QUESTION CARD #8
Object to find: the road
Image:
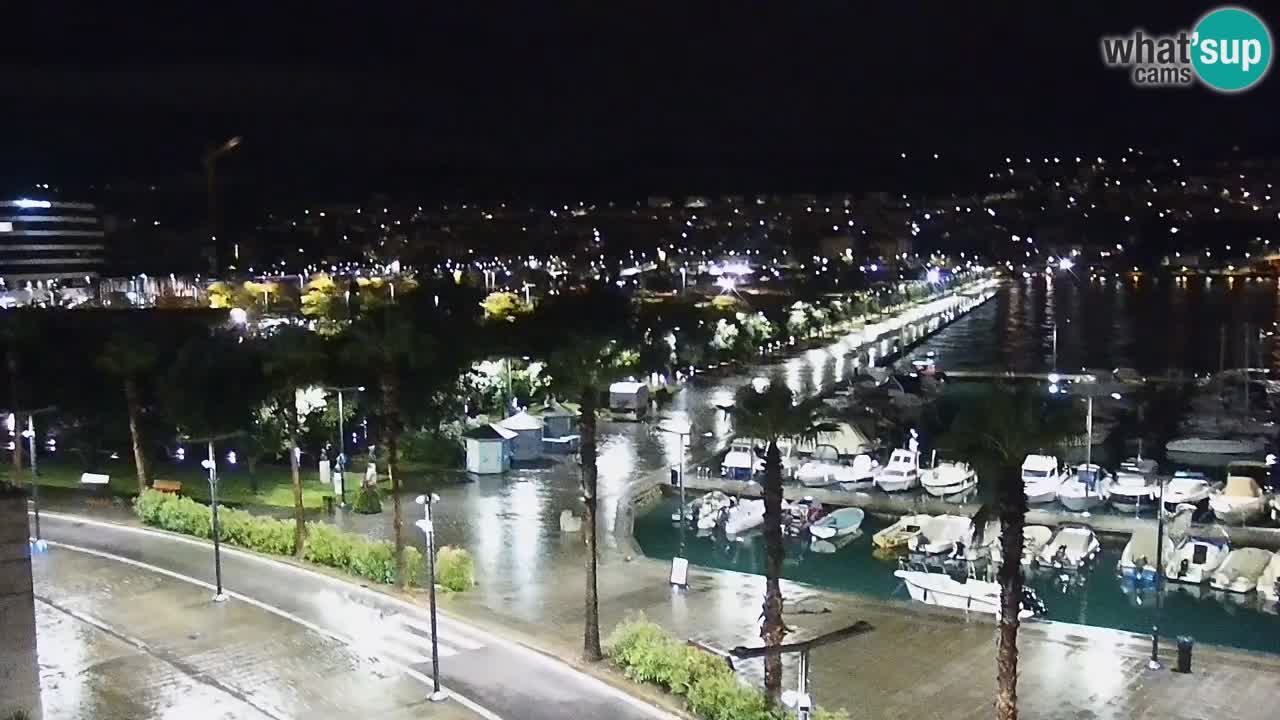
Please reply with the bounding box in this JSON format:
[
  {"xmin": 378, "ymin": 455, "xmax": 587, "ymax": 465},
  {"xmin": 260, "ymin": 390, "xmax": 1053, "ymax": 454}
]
[{"xmin": 35, "ymin": 511, "xmax": 673, "ymax": 720}]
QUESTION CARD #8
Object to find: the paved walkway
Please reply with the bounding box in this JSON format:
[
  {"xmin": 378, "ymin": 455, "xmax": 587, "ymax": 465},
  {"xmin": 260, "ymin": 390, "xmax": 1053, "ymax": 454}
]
[
  {"xmin": 32, "ymin": 545, "xmax": 479, "ymax": 720},
  {"xmin": 35, "ymin": 511, "xmax": 674, "ymax": 720}
]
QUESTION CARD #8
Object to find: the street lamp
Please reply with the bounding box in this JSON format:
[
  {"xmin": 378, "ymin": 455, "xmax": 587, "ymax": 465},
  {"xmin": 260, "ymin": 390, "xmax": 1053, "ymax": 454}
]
[
  {"xmin": 659, "ymin": 418, "xmax": 692, "ymax": 588},
  {"xmin": 1151, "ymin": 474, "xmax": 1166, "ymax": 671},
  {"xmin": 189, "ymin": 430, "xmax": 241, "ymax": 602},
  {"xmin": 324, "ymin": 385, "xmax": 364, "ymax": 507},
  {"xmin": 414, "ymin": 493, "xmax": 449, "ymax": 703},
  {"xmin": 203, "ymin": 135, "xmax": 243, "ymax": 275},
  {"xmin": 19, "ymin": 407, "xmax": 55, "ymax": 546}
]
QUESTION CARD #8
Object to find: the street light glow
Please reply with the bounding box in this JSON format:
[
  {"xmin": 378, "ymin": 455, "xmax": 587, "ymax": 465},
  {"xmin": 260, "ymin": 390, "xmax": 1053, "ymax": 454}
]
[{"xmin": 1058, "ymin": 258, "xmax": 1074, "ymax": 270}]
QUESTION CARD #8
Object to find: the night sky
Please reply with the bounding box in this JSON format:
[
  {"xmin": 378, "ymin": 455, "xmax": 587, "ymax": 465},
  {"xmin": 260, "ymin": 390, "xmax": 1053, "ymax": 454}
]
[{"xmin": 3, "ymin": 2, "xmax": 1277, "ymax": 197}]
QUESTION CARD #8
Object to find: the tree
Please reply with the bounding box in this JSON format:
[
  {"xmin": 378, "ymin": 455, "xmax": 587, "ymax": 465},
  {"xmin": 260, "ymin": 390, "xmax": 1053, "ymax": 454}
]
[
  {"xmin": 257, "ymin": 326, "xmax": 329, "ymax": 554},
  {"xmin": 534, "ymin": 284, "xmax": 636, "ymax": 662},
  {"xmin": 937, "ymin": 385, "xmax": 1080, "ymax": 720},
  {"xmin": 718, "ymin": 380, "xmax": 834, "ymax": 706},
  {"xmin": 0, "ymin": 314, "xmax": 43, "ymax": 480},
  {"xmin": 97, "ymin": 330, "xmax": 160, "ymax": 492}
]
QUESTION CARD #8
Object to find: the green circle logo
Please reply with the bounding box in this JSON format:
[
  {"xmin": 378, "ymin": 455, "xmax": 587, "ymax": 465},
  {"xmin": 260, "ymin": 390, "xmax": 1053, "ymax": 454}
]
[{"xmin": 1192, "ymin": 6, "xmax": 1272, "ymax": 92}]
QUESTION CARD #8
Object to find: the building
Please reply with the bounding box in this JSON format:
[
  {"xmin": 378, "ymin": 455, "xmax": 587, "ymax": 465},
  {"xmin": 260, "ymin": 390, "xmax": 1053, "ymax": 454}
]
[{"xmin": 0, "ymin": 199, "xmax": 104, "ymax": 286}]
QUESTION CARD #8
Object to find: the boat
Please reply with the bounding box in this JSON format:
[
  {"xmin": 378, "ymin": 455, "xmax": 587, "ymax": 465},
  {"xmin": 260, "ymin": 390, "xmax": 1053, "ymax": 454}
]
[
  {"xmin": 1118, "ymin": 527, "xmax": 1177, "ymax": 585},
  {"xmin": 894, "ymin": 568, "xmax": 1042, "ymax": 619},
  {"xmin": 1058, "ymin": 464, "xmax": 1109, "ymax": 512},
  {"xmin": 907, "ymin": 514, "xmax": 972, "ymax": 556},
  {"xmin": 1162, "ymin": 471, "xmax": 1213, "ymax": 513},
  {"xmin": 1208, "ymin": 469, "xmax": 1268, "ymax": 525},
  {"xmin": 783, "ymin": 497, "xmax": 825, "ymax": 537},
  {"xmin": 1165, "ymin": 437, "xmax": 1264, "ymax": 455},
  {"xmin": 1121, "ymin": 456, "xmax": 1158, "ymax": 475},
  {"xmin": 1258, "ymin": 553, "xmax": 1280, "ymax": 604},
  {"xmin": 873, "ymin": 449, "xmax": 921, "ymax": 492},
  {"xmin": 809, "ymin": 532, "xmax": 860, "ymax": 554},
  {"xmin": 920, "ymin": 461, "xmax": 978, "ymax": 498},
  {"xmin": 720, "ymin": 439, "xmax": 762, "ymax": 480},
  {"xmin": 955, "ymin": 520, "xmax": 1001, "ymax": 564},
  {"xmin": 1021, "ymin": 454, "xmax": 1065, "ymax": 504},
  {"xmin": 722, "ymin": 498, "xmax": 766, "ymax": 535},
  {"xmin": 808, "ymin": 507, "xmax": 865, "ymax": 540},
  {"xmin": 1272, "ymin": 496, "xmax": 1280, "ymax": 524},
  {"xmin": 680, "ymin": 490, "xmax": 733, "ymax": 526},
  {"xmin": 1165, "ymin": 530, "xmax": 1230, "ymax": 584},
  {"xmin": 992, "ymin": 525, "xmax": 1055, "ymax": 567},
  {"xmin": 1210, "ymin": 548, "xmax": 1274, "ymax": 593},
  {"xmin": 1036, "ymin": 524, "xmax": 1101, "ymax": 570},
  {"xmin": 797, "ymin": 445, "xmax": 878, "ymax": 488},
  {"xmin": 1102, "ymin": 469, "xmax": 1156, "ymax": 514},
  {"xmin": 872, "ymin": 514, "xmax": 931, "ymax": 550},
  {"xmin": 835, "ymin": 455, "xmax": 881, "ymax": 491}
]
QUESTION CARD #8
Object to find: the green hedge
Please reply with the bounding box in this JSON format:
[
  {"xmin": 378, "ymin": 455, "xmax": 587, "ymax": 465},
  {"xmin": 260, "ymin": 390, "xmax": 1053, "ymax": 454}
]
[
  {"xmin": 435, "ymin": 545, "xmax": 475, "ymax": 592},
  {"xmin": 134, "ymin": 490, "xmax": 421, "ymax": 586},
  {"xmin": 605, "ymin": 616, "xmax": 848, "ymax": 720},
  {"xmin": 352, "ymin": 485, "xmax": 383, "ymax": 514}
]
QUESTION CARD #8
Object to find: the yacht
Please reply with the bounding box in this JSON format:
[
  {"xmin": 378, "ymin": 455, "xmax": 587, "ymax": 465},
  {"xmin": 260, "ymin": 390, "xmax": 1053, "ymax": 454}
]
[
  {"xmin": 874, "ymin": 449, "xmax": 921, "ymax": 492},
  {"xmin": 907, "ymin": 514, "xmax": 972, "ymax": 556},
  {"xmin": 1058, "ymin": 464, "xmax": 1109, "ymax": 512},
  {"xmin": 1209, "ymin": 465, "xmax": 1269, "ymax": 525},
  {"xmin": 1102, "ymin": 469, "xmax": 1156, "ymax": 514},
  {"xmin": 1021, "ymin": 454, "xmax": 1065, "ymax": 504},
  {"xmin": 720, "ymin": 439, "xmax": 762, "ymax": 480},
  {"xmin": 872, "ymin": 513, "xmax": 930, "ymax": 550},
  {"xmin": 1165, "ymin": 530, "xmax": 1230, "ymax": 584},
  {"xmin": 1036, "ymin": 524, "xmax": 1101, "ymax": 570},
  {"xmin": 920, "ymin": 461, "xmax": 978, "ymax": 498},
  {"xmin": 1162, "ymin": 471, "xmax": 1213, "ymax": 513},
  {"xmin": 1118, "ymin": 527, "xmax": 1177, "ymax": 585},
  {"xmin": 1210, "ymin": 548, "xmax": 1274, "ymax": 593}
]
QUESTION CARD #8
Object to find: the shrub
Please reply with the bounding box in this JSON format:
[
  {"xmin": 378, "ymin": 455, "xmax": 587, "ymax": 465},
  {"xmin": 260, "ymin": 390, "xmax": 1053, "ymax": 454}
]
[
  {"xmin": 435, "ymin": 546, "xmax": 475, "ymax": 591},
  {"xmin": 352, "ymin": 485, "xmax": 382, "ymax": 514},
  {"xmin": 686, "ymin": 670, "xmax": 776, "ymax": 720}
]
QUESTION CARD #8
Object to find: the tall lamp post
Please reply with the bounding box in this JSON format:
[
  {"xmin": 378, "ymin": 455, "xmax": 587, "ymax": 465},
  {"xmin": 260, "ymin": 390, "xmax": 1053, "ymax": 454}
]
[
  {"xmin": 189, "ymin": 431, "xmax": 241, "ymax": 602},
  {"xmin": 414, "ymin": 493, "xmax": 448, "ymax": 702},
  {"xmin": 1150, "ymin": 475, "xmax": 1166, "ymax": 670},
  {"xmin": 18, "ymin": 406, "xmax": 55, "ymax": 546},
  {"xmin": 325, "ymin": 385, "xmax": 364, "ymax": 507},
  {"xmin": 202, "ymin": 135, "xmax": 242, "ymax": 275},
  {"xmin": 659, "ymin": 418, "xmax": 692, "ymax": 587}
]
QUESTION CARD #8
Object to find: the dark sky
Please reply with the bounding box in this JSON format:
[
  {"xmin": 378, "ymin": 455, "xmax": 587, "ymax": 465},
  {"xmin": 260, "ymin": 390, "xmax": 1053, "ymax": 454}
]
[{"xmin": 3, "ymin": 2, "xmax": 1277, "ymax": 197}]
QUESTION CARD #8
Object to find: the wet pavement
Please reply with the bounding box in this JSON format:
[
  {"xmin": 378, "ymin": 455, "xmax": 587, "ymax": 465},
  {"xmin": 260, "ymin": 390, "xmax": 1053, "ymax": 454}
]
[{"xmin": 32, "ymin": 545, "xmax": 483, "ymax": 720}]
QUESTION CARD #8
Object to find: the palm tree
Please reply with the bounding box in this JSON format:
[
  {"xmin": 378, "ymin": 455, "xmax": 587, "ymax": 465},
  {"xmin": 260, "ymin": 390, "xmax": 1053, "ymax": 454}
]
[
  {"xmin": 258, "ymin": 326, "xmax": 328, "ymax": 555},
  {"xmin": 719, "ymin": 381, "xmax": 834, "ymax": 706},
  {"xmin": 937, "ymin": 385, "xmax": 1080, "ymax": 720},
  {"xmin": 536, "ymin": 285, "xmax": 635, "ymax": 662},
  {"xmin": 97, "ymin": 331, "xmax": 160, "ymax": 493}
]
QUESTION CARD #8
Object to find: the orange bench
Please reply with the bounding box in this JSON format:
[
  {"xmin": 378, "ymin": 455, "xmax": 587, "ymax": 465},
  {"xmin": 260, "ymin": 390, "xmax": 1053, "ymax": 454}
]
[{"xmin": 152, "ymin": 480, "xmax": 182, "ymax": 494}]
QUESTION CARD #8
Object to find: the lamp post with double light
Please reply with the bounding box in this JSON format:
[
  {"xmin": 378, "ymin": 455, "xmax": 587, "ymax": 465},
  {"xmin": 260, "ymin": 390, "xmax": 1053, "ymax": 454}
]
[
  {"xmin": 188, "ymin": 430, "xmax": 241, "ymax": 602},
  {"xmin": 18, "ymin": 406, "xmax": 55, "ymax": 546},
  {"xmin": 324, "ymin": 385, "xmax": 364, "ymax": 506},
  {"xmin": 415, "ymin": 493, "xmax": 448, "ymax": 702},
  {"xmin": 659, "ymin": 418, "xmax": 692, "ymax": 587}
]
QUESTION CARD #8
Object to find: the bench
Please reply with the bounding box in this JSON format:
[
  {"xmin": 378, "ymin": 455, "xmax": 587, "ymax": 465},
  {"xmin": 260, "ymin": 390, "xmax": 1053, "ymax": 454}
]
[{"xmin": 152, "ymin": 479, "xmax": 182, "ymax": 494}]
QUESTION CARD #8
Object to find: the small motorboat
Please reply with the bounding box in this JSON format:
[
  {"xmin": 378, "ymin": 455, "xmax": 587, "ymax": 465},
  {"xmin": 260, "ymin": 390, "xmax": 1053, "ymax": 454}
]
[
  {"xmin": 808, "ymin": 507, "xmax": 865, "ymax": 540},
  {"xmin": 1210, "ymin": 548, "xmax": 1274, "ymax": 593},
  {"xmin": 722, "ymin": 498, "xmax": 766, "ymax": 535},
  {"xmin": 721, "ymin": 439, "xmax": 762, "ymax": 480},
  {"xmin": 835, "ymin": 455, "xmax": 881, "ymax": 491},
  {"xmin": 1003, "ymin": 525, "xmax": 1056, "ymax": 567},
  {"xmin": 872, "ymin": 514, "xmax": 931, "ymax": 550},
  {"xmin": 691, "ymin": 492, "xmax": 737, "ymax": 530},
  {"xmin": 1058, "ymin": 464, "xmax": 1109, "ymax": 512},
  {"xmin": 783, "ymin": 497, "xmax": 825, "ymax": 537},
  {"xmin": 1165, "ymin": 437, "xmax": 1264, "ymax": 455},
  {"xmin": 796, "ymin": 444, "xmax": 845, "ymax": 487},
  {"xmin": 1118, "ymin": 527, "xmax": 1177, "ymax": 585},
  {"xmin": 1162, "ymin": 471, "xmax": 1213, "ymax": 513},
  {"xmin": 920, "ymin": 461, "xmax": 978, "ymax": 498},
  {"xmin": 894, "ymin": 568, "xmax": 1042, "ymax": 619},
  {"xmin": 1036, "ymin": 524, "xmax": 1101, "ymax": 570},
  {"xmin": 1102, "ymin": 470, "xmax": 1156, "ymax": 514},
  {"xmin": 1021, "ymin": 454, "xmax": 1064, "ymax": 504},
  {"xmin": 874, "ymin": 448, "xmax": 921, "ymax": 492},
  {"xmin": 907, "ymin": 514, "xmax": 972, "ymax": 556},
  {"xmin": 1257, "ymin": 552, "xmax": 1280, "ymax": 604},
  {"xmin": 1165, "ymin": 527, "xmax": 1230, "ymax": 584},
  {"xmin": 1209, "ymin": 470, "xmax": 1268, "ymax": 525}
]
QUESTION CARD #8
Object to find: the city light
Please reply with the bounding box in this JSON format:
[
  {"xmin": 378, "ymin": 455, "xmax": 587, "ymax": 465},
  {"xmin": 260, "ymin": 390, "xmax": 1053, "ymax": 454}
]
[
  {"xmin": 14, "ymin": 198, "xmax": 51, "ymax": 209},
  {"xmin": 1058, "ymin": 258, "xmax": 1074, "ymax": 271}
]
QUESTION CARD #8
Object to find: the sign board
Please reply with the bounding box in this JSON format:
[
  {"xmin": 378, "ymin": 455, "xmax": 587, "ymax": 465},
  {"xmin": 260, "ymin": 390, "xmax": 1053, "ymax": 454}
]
[
  {"xmin": 80, "ymin": 473, "xmax": 110, "ymax": 485},
  {"xmin": 670, "ymin": 556, "xmax": 689, "ymax": 587},
  {"xmin": 319, "ymin": 459, "xmax": 331, "ymax": 487}
]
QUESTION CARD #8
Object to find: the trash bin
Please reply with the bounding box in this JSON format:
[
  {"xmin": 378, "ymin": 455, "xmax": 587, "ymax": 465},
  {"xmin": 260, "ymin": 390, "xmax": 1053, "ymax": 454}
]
[{"xmin": 1176, "ymin": 636, "xmax": 1194, "ymax": 673}]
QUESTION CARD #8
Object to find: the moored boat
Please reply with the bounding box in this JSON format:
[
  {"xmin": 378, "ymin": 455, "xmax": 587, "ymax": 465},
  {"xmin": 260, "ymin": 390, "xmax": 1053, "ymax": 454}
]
[
  {"xmin": 1165, "ymin": 526, "xmax": 1230, "ymax": 584},
  {"xmin": 894, "ymin": 568, "xmax": 1042, "ymax": 619},
  {"xmin": 1036, "ymin": 524, "xmax": 1101, "ymax": 570},
  {"xmin": 1118, "ymin": 527, "xmax": 1177, "ymax": 585},
  {"xmin": 808, "ymin": 507, "xmax": 865, "ymax": 540},
  {"xmin": 1162, "ymin": 471, "xmax": 1212, "ymax": 513},
  {"xmin": 1021, "ymin": 454, "xmax": 1064, "ymax": 504},
  {"xmin": 1258, "ymin": 553, "xmax": 1280, "ymax": 604},
  {"xmin": 1165, "ymin": 437, "xmax": 1264, "ymax": 455},
  {"xmin": 872, "ymin": 513, "xmax": 931, "ymax": 551},
  {"xmin": 1210, "ymin": 548, "xmax": 1274, "ymax": 593},
  {"xmin": 874, "ymin": 448, "xmax": 921, "ymax": 492},
  {"xmin": 1058, "ymin": 464, "xmax": 1109, "ymax": 512},
  {"xmin": 907, "ymin": 514, "xmax": 972, "ymax": 556},
  {"xmin": 1209, "ymin": 466, "xmax": 1269, "ymax": 525},
  {"xmin": 920, "ymin": 461, "xmax": 978, "ymax": 498},
  {"xmin": 1102, "ymin": 469, "xmax": 1156, "ymax": 514}
]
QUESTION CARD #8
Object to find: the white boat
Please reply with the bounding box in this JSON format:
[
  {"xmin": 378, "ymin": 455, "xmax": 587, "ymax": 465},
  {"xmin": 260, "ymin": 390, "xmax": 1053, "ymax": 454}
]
[
  {"xmin": 907, "ymin": 514, "xmax": 972, "ymax": 556},
  {"xmin": 955, "ymin": 520, "xmax": 1001, "ymax": 564},
  {"xmin": 1165, "ymin": 531, "xmax": 1230, "ymax": 584},
  {"xmin": 1036, "ymin": 524, "xmax": 1101, "ymax": 570},
  {"xmin": 873, "ymin": 449, "xmax": 920, "ymax": 492},
  {"xmin": 1118, "ymin": 527, "xmax": 1177, "ymax": 585},
  {"xmin": 722, "ymin": 498, "xmax": 766, "ymax": 535},
  {"xmin": 872, "ymin": 513, "xmax": 930, "ymax": 550},
  {"xmin": 1258, "ymin": 553, "xmax": 1280, "ymax": 604},
  {"xmin": 797, "ymin": 445, "xmax": 879, "ymax": 488},
  {"xmin": 721, "ymin": 439, "xmax": 762, "ymax": 480},
  {"xmin": 808, "ymin": 507, "xmax": 865, "ymax": 540},
  {"xmin": 1208, "ymin": 471, "xmax": 1268, "ymax": 525},
  {"xmin": 1058, "ymin": 464, "xmax": 1109, "ymax": 512},
  {"xmin": 835, "ymin": 455, "xmax": 881, "ymax": 491},
  {"xmin": 1272, "ymin": 496, "xmax": 1280, "ymax": 524},
  {"xmin": 894, "ymin": 569, "xmax": 1038, "ymax": 619},
  {"xmin": 920, "ymin": 461, "xmax": 978, "ymax": 498},
  {"xmin": 986, "ymin": 524, "xmax": 1053, "ymax": 568},
  {"xmin": 1021, "ymin": 454, "xmax": 1064, "ymax": 504},
  {"xmin": 1102, "ymin": 470, "xmax": 1156, "ymax": 514},
  {"xmin": 1162, "ymin": 471, "xmax": 1213, "ymax": 513},
  {"xmin": 682, "ymin": 491, "xmax": 733, "ymax": 526},
  {"xmin": 1210, "ymin": 548, "xmax": 1274, "ymax": 593},
  {"xmin": 1165, "ymin": 437, "xmax": 1264, "ymax": 455}
]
